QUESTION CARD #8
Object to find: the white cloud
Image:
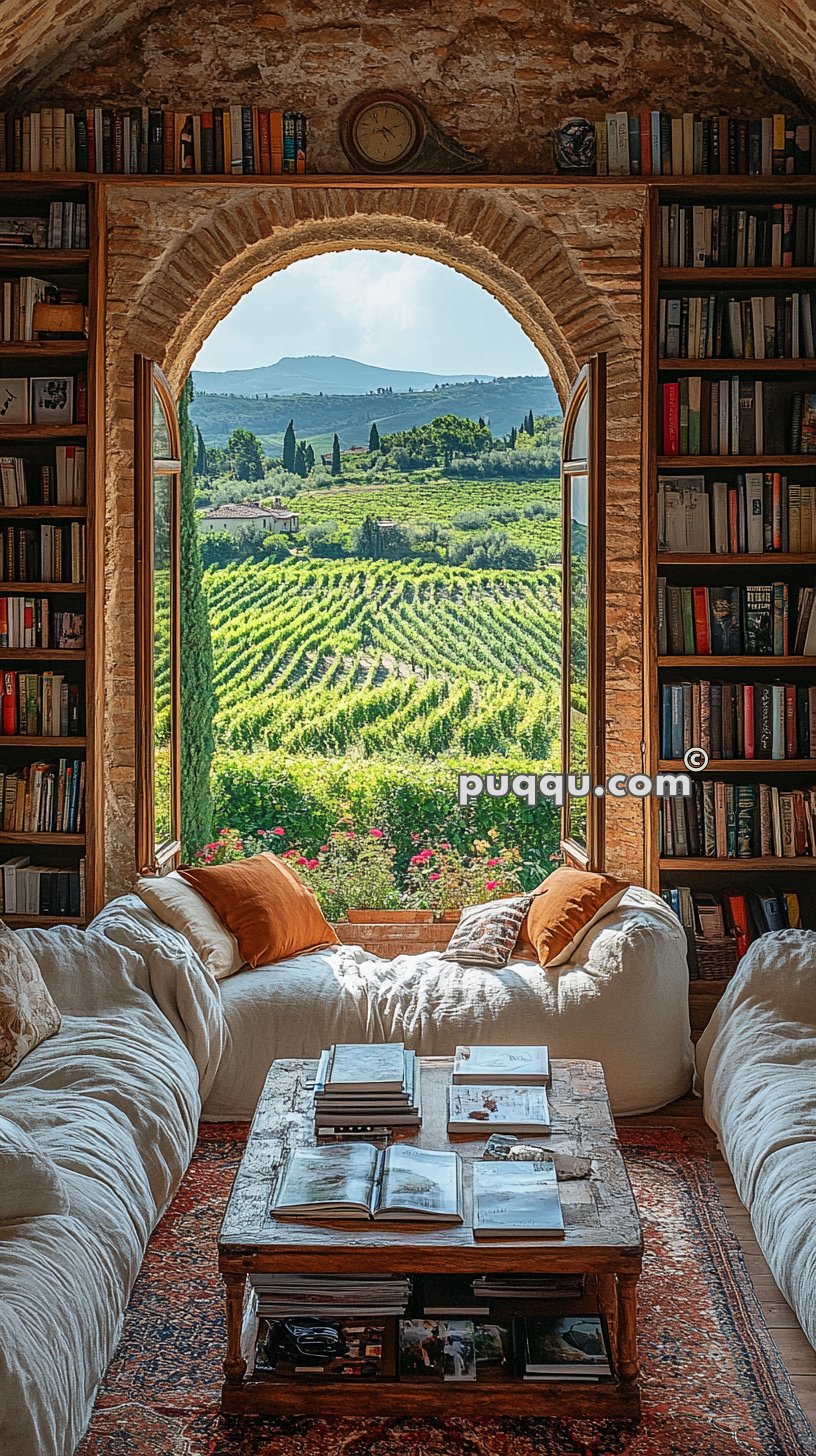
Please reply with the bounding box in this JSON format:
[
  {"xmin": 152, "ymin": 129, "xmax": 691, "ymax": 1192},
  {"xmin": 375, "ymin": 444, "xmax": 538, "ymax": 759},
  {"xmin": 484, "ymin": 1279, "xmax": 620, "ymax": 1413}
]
[{"xmin": 194, "ymin": 249, "xmax": 548, "ymax": 378}]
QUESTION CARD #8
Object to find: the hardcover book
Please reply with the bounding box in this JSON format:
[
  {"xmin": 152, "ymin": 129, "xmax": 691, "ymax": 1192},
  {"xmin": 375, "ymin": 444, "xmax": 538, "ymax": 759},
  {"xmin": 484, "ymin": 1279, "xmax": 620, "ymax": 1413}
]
[
  {"xmin": 452, "ymin": 1045, "xmax": 550, "ymax": 1085},
  {"xmin": 447, "ymin": 1084, "xmax": 551, "ymax": 1136},
  {"xmin": 472, "ymin": 1158, "xmax": 564, "ymax": 1239}
]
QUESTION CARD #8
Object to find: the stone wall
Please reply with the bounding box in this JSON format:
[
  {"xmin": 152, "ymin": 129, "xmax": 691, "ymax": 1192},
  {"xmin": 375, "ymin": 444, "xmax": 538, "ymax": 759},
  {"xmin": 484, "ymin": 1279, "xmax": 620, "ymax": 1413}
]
[{"xmin": 101, "ymin": 179, "xmax": 647, "ymax": 900}]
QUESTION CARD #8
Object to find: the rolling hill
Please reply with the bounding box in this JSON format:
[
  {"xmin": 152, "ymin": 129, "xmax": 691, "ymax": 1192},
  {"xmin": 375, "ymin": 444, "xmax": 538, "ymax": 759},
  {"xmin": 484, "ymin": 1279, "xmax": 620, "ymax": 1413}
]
[
  {"xmin": 192, "ymin": 355, "xmax": 497, "ymax": 397},
  {"xmin": 189, "ymin": 371, "xmax": 561, "ymax": 450}
]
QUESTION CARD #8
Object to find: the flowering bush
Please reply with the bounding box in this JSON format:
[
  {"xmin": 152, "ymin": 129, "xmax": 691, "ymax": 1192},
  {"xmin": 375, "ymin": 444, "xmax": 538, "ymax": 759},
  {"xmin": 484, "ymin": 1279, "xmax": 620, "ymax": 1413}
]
[
  {"xmin": 404, "ymin": 829, "xmax": 524, "ymax": 911},
  {"xmin": 288, "ymin": 825, "xmax": 401, "ymax": 921},
  {"xmin": 194, "ymin": 828, "xmax": 246, "ymax": 865}
]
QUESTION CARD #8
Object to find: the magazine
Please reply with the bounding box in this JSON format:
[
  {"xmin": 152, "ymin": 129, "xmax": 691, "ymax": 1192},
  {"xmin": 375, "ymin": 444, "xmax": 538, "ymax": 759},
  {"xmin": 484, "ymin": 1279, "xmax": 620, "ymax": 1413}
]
[
  {"xmin": 272, "ymin": 1142, "xmax": 463, "ymax": 1222},
  {"xmin": 472, "ymin": 1158, "xmax": 564, "ymax": 1239},
  {"xmin": 447, "ymin": 1083, "xmax": 551, "ymax": 1135},
  {"xmin": 519, "ymin": 1314, "xmax": 612, "ymax": 1380},
  {"xmin": 399, "ymin": 1318, "xmax": 477, "ymax": 1380},
  {"xmin": 452, "ymin": 1044, "xmax": 550, "ymax": 1085},
  {"xmin": 324, "ymin": 1042, "xmax": 406, "ymax": 1092}
]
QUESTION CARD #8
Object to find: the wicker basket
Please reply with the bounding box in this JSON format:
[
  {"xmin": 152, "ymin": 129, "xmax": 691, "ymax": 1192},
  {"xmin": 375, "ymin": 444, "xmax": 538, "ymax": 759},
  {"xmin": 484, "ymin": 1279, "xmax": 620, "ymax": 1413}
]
[{"xmin": 694, "ymin": 934, "xmax": 739, "ymax": 980}]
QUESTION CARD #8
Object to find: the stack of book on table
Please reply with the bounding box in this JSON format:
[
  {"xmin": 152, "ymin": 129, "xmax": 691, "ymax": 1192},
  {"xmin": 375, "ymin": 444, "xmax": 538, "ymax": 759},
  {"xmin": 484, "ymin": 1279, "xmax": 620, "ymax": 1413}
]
[
  {"xmin": 515, "ymin": 1315, "xmax": 613, "ymax": 1383},
  {"xmin": 447, "ymin": 1043, "xmax": 552, "ymax": 1136},
  {"xmin": 313, "ymin": 1041, "xmax": 421, "ymax": 1138}
]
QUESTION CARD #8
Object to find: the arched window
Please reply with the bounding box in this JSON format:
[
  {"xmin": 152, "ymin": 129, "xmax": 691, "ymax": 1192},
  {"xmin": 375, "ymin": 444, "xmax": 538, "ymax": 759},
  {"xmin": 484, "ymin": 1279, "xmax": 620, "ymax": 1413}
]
[
  {"xmin": 135, "ymin": 358, "xmax": 181, "ymax": 873},
  {"xmin": 561, "ymin": 355, "xmax": 606, "ymax": 869}
]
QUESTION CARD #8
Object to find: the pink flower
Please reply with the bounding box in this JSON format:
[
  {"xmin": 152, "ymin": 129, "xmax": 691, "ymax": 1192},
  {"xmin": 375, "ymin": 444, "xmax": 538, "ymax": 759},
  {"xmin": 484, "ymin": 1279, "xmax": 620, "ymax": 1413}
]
[
  {"xmin": 306, "ymin": 858, "xmax": 319, "ymax": 869},
  {"xmin": 281, "ymin": 849, "xmax": 298, "ymax": 859},
  {"xmin": 319, "ymin": 844, "xmax": 329, "ymax": 852},
  {"xmin": 410, "ymin": 833, "xmax": 420, "ymax": 844},
  {"xmin": 439, "ymin": 841, "xmax": 451, "ymax": 850},
  {"xmin": 296, "ymin": 856, "xmax": 309, "ymax": 866},
  {"xmin": 369, "ymin": 828, "xmax": 384, "ymax": 839},
  {"xmin": 485, "ymin": 880, "xmax": 499, "ymax": 891},
  {"xmin": 271, "ymin": 827, "xmax": 285, "ymax": 837},
  {"xmin": 486, "ymin": 857, "xmax": 500, "ymax": 867},
  {"xmin": 429, "ymin": 872, "xmax": 441, "ymax": 882}
]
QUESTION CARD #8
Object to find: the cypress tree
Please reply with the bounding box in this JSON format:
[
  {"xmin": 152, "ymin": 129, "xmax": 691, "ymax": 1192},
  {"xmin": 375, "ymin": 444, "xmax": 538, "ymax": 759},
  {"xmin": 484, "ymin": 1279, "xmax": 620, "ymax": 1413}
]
[
  {"xmin": 195, "ymin": 424, "xmax": 207, "ymax": 476},
  {"xmin": 305, "ymin": 443, "xmax": 315, "ymax": 470},
  {"xmin": 178, "ymin": 376, "xmax": 215, "ymax": 860},
  {"xmin": 294, "ymin": 441, "xmax": 308, "ymax": 477},
  {"xmin": 368, "ymin": 421, "xmax": 381, "ymax": 452},
  {"xmin": 283, "ymin": 419, "xmax": 296, "ymax": 472},
  {"xmin": 526, "ymin": 409, "xmax": 535, "ymax": 435},
  {"xmin": 331, "ymin": 432, "xmax": 342, "ymax": 476}
]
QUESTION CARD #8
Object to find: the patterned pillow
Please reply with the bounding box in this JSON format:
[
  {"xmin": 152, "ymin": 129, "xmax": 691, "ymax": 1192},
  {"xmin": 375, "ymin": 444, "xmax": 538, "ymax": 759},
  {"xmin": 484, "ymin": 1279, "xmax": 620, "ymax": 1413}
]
[
  {"xmin": 442, "ymin": 895, "xmax": 534, "ymax": 968},
  {"xmin": 0, "ymin": 924, "xmax": 61, "ymax": 1084}
]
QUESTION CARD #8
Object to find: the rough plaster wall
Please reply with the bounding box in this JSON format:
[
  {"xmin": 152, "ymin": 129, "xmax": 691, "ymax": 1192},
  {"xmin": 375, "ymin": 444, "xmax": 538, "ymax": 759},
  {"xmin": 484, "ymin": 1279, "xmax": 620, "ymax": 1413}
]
[
  {"xmin": 101, "ymin": 182, "xmax": 646, "ymax": 899},
  {"xmin": 2, "ymin": 1, "xmax": 814, "ymax": 171}
]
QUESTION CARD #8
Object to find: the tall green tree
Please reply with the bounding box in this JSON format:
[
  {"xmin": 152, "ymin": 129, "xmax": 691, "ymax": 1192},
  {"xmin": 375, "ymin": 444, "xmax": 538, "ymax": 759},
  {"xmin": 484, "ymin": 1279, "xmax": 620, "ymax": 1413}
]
[
  {"xmin": 227, "ymin": 427, "xmax": 264, "ymax": 481},
  {"xmin": 178, "ymin": 376, "xmax": 215, "ymax": 859},
  {"xmin": 195, "ymin": 424, "xmax": 207, "ymax": 475},
  {"xmin": 305, "ymin": 443, "xmax": 315, "ymax": 470},
  {"xmin": 282, "ymin": 419, "xmax": 296, "ymax": 472},
  {"xmin": 294, "ymin": 441, "xmax": 308, "ymax": 477},
  {"xmin": 368, "ymin": 421, "xmax": 381, "ymax": 452},
  {"xmin": 525, "ymin": 409, "xmax": 535, "ymax": 436},
  {"xmin": 331, "ymin": 432, "xmax": 342, "ymax": 476}
]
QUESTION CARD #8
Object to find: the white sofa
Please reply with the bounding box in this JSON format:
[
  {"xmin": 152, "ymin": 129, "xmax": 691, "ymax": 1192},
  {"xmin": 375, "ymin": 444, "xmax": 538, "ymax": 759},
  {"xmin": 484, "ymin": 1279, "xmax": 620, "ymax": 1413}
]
[
  {"xmin": 696, "ymin": 928, "xmax": 816, "ymax": 1352},
  {"xmin": 0, "ymin": 886, "xmax": 693, "ymax": 1456}
]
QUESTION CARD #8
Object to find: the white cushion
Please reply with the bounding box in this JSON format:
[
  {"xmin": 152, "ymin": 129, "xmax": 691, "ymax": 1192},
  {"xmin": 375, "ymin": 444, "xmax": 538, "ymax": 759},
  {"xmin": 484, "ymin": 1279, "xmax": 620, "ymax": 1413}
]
[
  {"xmin": 0, "ymin": 1114, "xmax": 69, "ymax": 1221},
  {"xmin": 136, "ymin": 871, "xmax": 244, "ymax": 981}
]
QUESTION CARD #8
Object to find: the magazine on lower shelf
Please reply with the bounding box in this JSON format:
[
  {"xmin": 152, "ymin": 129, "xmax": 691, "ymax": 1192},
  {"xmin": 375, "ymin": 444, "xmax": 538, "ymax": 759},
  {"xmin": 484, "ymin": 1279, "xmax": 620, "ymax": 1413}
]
[
  {"xmin": 516, "ymin": 1315, "xmax": 613, "ymax": 1382},
  {"xmin": 271, "ymin": 1141, "xmax": 463, "ymax": 1222}
]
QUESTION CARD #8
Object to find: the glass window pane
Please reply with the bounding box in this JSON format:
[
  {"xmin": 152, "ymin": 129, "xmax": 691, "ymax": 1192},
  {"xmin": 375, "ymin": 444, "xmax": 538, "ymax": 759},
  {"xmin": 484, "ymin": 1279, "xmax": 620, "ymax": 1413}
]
[
  {"xmin": 153, "ymin": 387, "xmax": 172, "ymax": 462},
  {"xmin": 567, "ymin": 473, "xmax": 589, "ymax": 846},
  {"xmin": 566, "ymin": 391, "xmax": 588, "ymax": 463},
  {"xmin": 152, "ymin": 471, "xmax": 173, "ymax": 848}
]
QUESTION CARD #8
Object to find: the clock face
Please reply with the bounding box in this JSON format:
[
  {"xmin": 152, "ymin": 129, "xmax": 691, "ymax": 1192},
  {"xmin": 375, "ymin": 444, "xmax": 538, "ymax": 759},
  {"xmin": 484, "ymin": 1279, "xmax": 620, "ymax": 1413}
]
[{"xmin": 350, "ymin": 100, "xmax": 421, "ymax": 169}]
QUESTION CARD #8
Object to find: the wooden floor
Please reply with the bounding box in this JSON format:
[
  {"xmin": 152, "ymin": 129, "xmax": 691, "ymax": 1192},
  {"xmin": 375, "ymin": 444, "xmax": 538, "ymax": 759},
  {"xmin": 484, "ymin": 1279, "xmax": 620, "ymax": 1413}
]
[{"xmin": 627, "ymin": 1094, "xmax": 816, "ymax": 1433}]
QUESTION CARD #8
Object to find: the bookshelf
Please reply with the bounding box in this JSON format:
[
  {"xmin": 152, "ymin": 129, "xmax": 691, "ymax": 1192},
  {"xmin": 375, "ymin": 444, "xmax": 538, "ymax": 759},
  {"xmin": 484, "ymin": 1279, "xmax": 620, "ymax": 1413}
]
[
  {"xmin": 643, "ymin": 183, "xmax": 816, "ymax": 991},
  {"xmin": 0, "ymin": 177, "xmax": 102, "ymax": 927}
]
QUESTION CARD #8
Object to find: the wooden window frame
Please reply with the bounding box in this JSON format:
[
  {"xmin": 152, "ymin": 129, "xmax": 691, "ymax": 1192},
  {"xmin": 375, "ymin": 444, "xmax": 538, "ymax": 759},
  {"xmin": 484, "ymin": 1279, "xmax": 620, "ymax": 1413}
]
[
  {"xmin": 134, "ymin": 357, "xmax": 182, "ymax": 875},
  {"xmin": 560, "ymin": 355, "xmax": 607, "ymax": 871}
]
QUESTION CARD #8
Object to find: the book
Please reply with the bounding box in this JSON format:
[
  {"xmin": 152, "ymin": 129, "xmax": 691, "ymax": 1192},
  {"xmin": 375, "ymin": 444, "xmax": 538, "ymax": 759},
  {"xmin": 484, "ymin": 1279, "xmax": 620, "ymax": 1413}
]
[
  {"xmin": 452, "ymin": 1044, "xmax": 550, "ymax": 1085},
  {"xmin": 519, "ymin": 1315, "xmax": 612, "ymax": 1381},
  {"xmin": 325, "ymin": 1042, "xmax": 405, "ymax": 1093},
  {"xmin": 472, "ymin": 1157, "xmax": 564, "ymax": 1239},
  {"xmin": 447, "ymin": 1084, "xmax": 551, "ymax": 1135},
  {"xmin": 271, "ymin": 1142, "xmax": 463, "ymax": 1222},
  {"xmin": 400, "ymin": 1318, "xmax": 476, "ymax": 1380}
]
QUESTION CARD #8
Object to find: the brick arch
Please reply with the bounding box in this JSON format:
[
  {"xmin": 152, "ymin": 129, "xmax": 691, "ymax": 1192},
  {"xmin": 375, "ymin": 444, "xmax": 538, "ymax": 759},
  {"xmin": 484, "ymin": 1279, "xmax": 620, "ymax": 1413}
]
[{"xmin": 102, "ymin": 181, "xmax": 645, "ymax": 897}]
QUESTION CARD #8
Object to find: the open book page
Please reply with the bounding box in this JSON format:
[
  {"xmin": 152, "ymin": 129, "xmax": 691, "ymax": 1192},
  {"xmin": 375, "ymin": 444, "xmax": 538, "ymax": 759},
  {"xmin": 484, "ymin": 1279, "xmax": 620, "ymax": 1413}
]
[
  {"xmin": 375, "ymin": 1145, "xmax": 463, "ymax": 1222},
  {"xmin": 272, "ymin": 1141, "xmax": 380, "ymax": 1217}
]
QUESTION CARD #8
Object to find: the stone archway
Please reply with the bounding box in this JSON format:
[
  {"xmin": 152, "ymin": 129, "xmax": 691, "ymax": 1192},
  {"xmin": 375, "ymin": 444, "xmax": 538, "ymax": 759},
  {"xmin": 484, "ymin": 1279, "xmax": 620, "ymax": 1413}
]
[{"xmin": 102, "ymin": 181, "xmax": 647, "ymax": 896}]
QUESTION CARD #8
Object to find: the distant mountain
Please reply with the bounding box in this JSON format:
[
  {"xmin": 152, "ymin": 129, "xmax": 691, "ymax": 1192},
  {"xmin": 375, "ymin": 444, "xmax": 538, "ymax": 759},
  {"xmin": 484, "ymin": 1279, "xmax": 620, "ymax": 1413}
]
[
  {"xmin": 190, "ymin": 373, "xmax": 562, "ymax": 451},
  {"xmin": 192, "ymin": 355, "xmax": 500, "ymax": 397}
]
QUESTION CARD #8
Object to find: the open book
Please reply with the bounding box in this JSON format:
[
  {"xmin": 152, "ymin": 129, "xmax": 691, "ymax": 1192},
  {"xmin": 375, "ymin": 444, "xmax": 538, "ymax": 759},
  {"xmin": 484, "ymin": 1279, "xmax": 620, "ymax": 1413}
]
[{"xmin": 272, "ymin": 1142, "xmax": 463, "ymax": 1222}]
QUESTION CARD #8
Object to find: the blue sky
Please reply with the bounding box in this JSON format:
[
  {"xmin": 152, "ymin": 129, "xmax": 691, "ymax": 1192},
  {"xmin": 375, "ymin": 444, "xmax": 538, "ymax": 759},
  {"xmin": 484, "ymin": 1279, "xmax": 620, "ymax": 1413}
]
[{"xmin": 194, "ymin": 249, "xmax": 549, "ymax": 378}]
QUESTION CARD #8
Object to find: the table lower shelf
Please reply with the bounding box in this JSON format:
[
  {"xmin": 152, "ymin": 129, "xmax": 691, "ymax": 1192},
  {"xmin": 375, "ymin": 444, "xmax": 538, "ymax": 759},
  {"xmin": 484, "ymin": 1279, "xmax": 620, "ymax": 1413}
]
[{"xmin": 221, "ymin": 1372, "xmax": 640, "ymax": 1418}]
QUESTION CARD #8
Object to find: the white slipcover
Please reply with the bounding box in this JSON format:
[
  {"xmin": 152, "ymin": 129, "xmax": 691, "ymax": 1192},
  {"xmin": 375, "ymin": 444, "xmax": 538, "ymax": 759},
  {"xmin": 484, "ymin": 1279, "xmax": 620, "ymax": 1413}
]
[{"xmin": 696, "ymin": 928, "xmax": 816, "ymax": 1351}]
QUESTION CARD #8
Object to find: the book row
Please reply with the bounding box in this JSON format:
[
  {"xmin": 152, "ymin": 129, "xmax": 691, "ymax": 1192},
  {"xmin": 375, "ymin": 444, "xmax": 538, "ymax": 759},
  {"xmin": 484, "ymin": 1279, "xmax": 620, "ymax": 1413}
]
[
  {"xmin": 659, "ymin": 780, "xmax": 816, "ymax": 858},
  {"xmin": 0, "ymin": 107, "xmax": 308, "ymax": 176},
  {"xmin": 253, "ymin": 1312, "xmax": 610, "ymax": 1386},
  {"xmin": 661, "ymin": 378, "xmax": 816, "ymax": 456},
  {"xmin": 659, "ymin": 291, "xmax": 816, "ymax": 361},
  {"xmin": 0, "ymin": 853, "xmax": 85, "ymax": 917},
  {"xmin": 663, "ymin": 884, "xmax": 801, "ymax": 964},
  {"xmin": 658, "ymin": 473, "xmax": 816, "ymax": 554},
  {"xmin": 0, "ymin": 450, "xmax": 86, "ymax": 508},
  {"xmin": 0, "ymin": 203, "xmax": 88, "ymax": 251},
  {"xmin": 0, "ymin": 670, "xmax": 83, "ymax": 738},
  {"xmin": 0, "ymin": 757, "xmax": 85, "ymax": 834},
  {"xmin": 596, "ymin": 112, "xmax": 813, "ymax": 178},
  {"xmin": 657, "ymin": 580, "xmax": 816, "ymax": 656},
  {"xmin": 659, "ymin": 202, "xmax": 816, "ymax": 271},
  {"xmin": 0, "ymin": 524, "xmax": 85, "ymax": 584},
  {"xmin": 660, "ymin": 680, "xmax": 816, "ymax": 761},
  {"xmin": 0, "ymin": 599, "xmax": 85, "ymax": 650},
  {"xmin": 1, "ymin": 277, "xmax": 84, "ymax": 343}
]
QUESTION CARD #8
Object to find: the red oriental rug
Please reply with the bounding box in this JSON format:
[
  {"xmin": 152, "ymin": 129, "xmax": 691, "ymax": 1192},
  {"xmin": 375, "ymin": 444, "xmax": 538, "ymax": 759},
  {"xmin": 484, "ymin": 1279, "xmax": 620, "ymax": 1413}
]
[{"xmin": 77, "ymin": 1124, "xmax": 816, "ymax": 1456}]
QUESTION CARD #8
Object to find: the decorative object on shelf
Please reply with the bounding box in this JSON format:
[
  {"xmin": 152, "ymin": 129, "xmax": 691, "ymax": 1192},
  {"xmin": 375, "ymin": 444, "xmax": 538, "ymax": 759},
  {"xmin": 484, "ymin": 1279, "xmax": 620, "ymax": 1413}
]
[
  {"xmin": 552, "ymin": 118, "xmax": 596, "ymax": 174},
  {"xmin": 339, "ymin": 92, "xmax": 484, "ymax": 175},
  {"xmin": 30, "ymin": 376, "xmax": 73, "ymax": 425},
  {"xmin": 0, "ymin": 379, "xmax": 29, "ymax": 426}
]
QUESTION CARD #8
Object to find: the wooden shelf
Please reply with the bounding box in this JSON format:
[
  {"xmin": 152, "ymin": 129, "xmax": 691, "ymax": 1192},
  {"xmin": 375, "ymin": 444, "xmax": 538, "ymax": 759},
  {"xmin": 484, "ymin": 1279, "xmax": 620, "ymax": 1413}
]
[
  {"xmin": 658, "ymin": 552, "xmax": 816, "ymax": 565},
  {"xmin": 658, "ymin": 358, "xmax": 816, "ymax": 372},
  {"xmin": 0, "ymin": 649, "xmax": 85, "ymax": 660},
  {"xmin": 0, "ymin": 831, "xmax": 84, "ymax": 844},
  {"xmin": 659, "ymin": 655, "xmax": 816, "ymax": 667},
  {"xmin": 4, "ymin": 170, "xmax": 816, "ymax": 193},
  {"xmin": 0, "ymin": 425, "xmax": 86, "ymax": 440},
  {"xmin": 0, "ymin": 249, "xmax": 89, "ymax": 268},
  {"xmin": 0, "ymin": 581, "xmax": 85, "ymax": 592},
  {"xmin": 1, "ymin": 913, "xmax": 86, "ymax": 927},
  {"xmin": 0, "ymin": 736, "xmax": 85, "ymax": 747},
  {"xmin": 0, "ymin": 506, "xmax": 86, "ymax": 518},
  {"xmin": 657, "ymin": 455, "xmax": 816, "ymax": 467},
  {"xmin": 0, "ymin": 340, "xmax": 87, "ymax": 357},
  {"xmin": 659, "ymin": 857, "xmax": 816, "ymax": 870},
  {"xmin": 659, "ymin": 759, "xmax": 816, "ymax": 772},
  {"xmin": 660, "ymin": 267, "xmax": 816, "ymax": 283}
]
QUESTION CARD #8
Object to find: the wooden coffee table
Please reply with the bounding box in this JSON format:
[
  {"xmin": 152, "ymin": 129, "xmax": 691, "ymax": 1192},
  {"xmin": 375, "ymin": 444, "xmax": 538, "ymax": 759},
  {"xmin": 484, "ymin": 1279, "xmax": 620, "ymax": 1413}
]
[{"xmin": 218, "ymin": 1056, "xmax": 643, "ymax": 1418}]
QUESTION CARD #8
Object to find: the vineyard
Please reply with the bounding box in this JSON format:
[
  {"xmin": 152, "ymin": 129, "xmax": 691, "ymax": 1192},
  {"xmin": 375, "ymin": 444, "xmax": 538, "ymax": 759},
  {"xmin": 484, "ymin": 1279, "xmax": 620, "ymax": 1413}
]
[{"xmin": 204, "ymin": 558, "xmax": 561, "ymax": 759}]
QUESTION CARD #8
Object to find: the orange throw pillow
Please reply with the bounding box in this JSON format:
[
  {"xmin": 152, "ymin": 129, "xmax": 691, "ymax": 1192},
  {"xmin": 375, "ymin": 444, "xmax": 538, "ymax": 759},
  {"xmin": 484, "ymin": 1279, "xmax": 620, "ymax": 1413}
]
[
  {"xmin": 178, "ymin": 853, "xmax": 338, "ymax": 969},
  {"xmin": 521, "ymin": 867, "xmax": 629, "ymax": 968}
]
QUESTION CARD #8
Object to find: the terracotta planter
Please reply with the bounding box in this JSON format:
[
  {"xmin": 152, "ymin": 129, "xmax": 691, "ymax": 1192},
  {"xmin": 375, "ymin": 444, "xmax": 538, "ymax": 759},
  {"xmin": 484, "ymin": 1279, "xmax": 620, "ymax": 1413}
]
[
  {"xmin": 346, "ymin": 908, "xmax": 433, "ymax": 924},
  {"xmin": 435, "ymin": 909, "xmax": 462, "ymax": 923}
]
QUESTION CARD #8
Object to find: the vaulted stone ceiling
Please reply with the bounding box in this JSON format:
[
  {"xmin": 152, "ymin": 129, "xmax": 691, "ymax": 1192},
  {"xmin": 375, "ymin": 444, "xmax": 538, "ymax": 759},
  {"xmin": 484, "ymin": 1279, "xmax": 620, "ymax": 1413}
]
[{"xmin": 2, "ymin": 0, "xmax": 813, "ymax": 172}]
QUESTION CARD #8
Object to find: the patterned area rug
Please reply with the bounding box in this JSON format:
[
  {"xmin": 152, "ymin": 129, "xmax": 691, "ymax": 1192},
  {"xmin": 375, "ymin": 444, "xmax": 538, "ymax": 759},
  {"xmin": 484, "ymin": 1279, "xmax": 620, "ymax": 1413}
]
[{"xmin": 77, "ymin": 1124, "xmax": 816, "ymax": 1456}]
